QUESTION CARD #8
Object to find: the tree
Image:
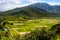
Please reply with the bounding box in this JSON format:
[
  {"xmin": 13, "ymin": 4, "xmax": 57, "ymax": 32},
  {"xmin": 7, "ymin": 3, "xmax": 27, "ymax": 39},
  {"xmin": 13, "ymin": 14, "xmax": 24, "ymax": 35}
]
[
  {"xmin": 0, "ymin": 18, "xmax": 13, "ymax": 40},
  {"xmin": 51, "ymin": 24, "xmax": 60, "ymax": 34},
  {"xmin": 24, "ymin": 27, "xmax": 56, "ymax": 40}
]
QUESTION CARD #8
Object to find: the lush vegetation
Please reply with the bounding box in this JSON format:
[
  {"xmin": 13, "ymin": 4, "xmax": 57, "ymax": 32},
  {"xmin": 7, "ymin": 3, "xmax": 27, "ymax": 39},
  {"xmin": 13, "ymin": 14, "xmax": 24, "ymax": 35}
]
[
  {"xmin": 0, "ymin": 6, "xmax": 57, "ymax": 21},
  {"xmin": 0, "ymin": 2, "xmax": 60, "ymax": 40},
  {"xmin": 0, "ymin": 18, "xmax": 60, "ymax": 40}
]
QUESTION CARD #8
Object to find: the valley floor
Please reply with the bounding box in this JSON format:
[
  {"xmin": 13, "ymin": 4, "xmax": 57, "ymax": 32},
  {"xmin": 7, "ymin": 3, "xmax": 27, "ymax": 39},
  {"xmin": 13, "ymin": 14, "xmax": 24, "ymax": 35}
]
[{"xmin": 4, "ymin": 18, "xmax": 60, "ymax": 40}]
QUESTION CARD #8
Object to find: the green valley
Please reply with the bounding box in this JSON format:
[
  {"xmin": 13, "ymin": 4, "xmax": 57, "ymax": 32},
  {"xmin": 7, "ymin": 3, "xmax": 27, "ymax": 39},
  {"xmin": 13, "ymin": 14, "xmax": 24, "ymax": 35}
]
[{"xmin": 0, "ymin": 2, "xmax": 60, "ymax": 40}]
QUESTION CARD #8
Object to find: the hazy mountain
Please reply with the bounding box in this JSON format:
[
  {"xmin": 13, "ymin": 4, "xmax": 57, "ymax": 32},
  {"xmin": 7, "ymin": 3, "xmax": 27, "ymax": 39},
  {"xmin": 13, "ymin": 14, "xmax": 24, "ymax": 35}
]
[
  {"xmin": 0, "ymin": 3, "xmax": 59, "ymax": 20},
  {"xmin": 29, "ymin": 3, "xmax": 60, "ymax": 14}
]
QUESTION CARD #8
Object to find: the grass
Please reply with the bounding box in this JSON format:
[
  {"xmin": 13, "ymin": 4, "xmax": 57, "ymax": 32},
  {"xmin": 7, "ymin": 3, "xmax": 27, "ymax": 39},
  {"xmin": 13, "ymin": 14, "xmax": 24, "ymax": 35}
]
[
  {"xmin": 5, "ymin": 18, "xmax": 60, "ymax": 40},
  {"xmin": 6, "ymin": 19, "xmax": 60, "ymax": 32}
]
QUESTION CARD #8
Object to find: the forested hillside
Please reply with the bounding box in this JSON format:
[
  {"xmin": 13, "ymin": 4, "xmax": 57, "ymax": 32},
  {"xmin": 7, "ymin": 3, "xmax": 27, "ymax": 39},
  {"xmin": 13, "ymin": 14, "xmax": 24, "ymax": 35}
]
[{"xmin": 0, "ymin": 6, "xmax": 57, "ymax": 21}]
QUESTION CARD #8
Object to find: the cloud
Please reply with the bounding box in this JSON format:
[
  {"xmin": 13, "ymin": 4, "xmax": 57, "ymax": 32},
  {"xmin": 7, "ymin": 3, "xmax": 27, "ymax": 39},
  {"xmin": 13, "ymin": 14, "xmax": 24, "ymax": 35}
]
[
  {"xmin": 0, "ymin": 0, "xmax": 22, "ymax": 4},
  {"xmin": 0, "ymin": 0, "xmax": 60, "ymax": 11},
  {"xmin": 0, "ymin": 0, "xmax": 40, "ymax": 11},
  {"xmin": 0, "ymin": 0, "xmax": 31, "ymax": 11},
  {"xmin": 48, "ymin": 3, "xmax": 60, "ymax": 5},
  {"xmin": 26, "ymin": 0, "xmax": 37, "ymax": 3}
]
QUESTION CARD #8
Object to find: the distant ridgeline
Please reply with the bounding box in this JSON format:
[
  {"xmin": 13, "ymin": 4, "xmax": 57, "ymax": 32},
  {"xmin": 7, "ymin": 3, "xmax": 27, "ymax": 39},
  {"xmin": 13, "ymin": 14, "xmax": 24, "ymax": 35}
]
[{"xmin": 0, "ymin": 3, "xmax": 60, "ymax": 21}]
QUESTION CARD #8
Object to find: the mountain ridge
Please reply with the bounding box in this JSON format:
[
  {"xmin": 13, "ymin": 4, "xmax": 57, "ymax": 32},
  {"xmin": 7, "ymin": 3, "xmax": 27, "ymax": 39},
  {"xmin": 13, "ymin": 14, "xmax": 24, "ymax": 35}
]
[{"xmin": 0, "ymin": 3, "xmax": 60, "ymax": 20}]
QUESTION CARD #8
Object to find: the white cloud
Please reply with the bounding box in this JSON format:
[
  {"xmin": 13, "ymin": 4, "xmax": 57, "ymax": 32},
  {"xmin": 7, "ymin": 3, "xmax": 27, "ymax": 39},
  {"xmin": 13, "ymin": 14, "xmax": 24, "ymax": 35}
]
[
  {"xmin": 0, "ymin": 0, "xmax": 60, "ymax": 11},
  {"xmin": 0, "ymin": 0, "xmax": 31, "ymax": 11},
  {"xmin": 0, "ymin": 0, "xmax": 22, "ymax": 4},
  {"xmin": 26, "ymin": 0, "xmax": 43, "ymax": 3},
  {"xmin": 0, "ymin": 0, "xmax": 5, "ymax": 3},
  {"xmin": 7, "ymin": 0, "xmax": 22, "ymax": 4},
  {"xmin": 26, "ymin": 0, "xmax": 36, "ymax": 3},
  {"xmin": 0, "ymin": 0, "xmax": 45, "ymax": 11},
  {"xmin": 46, "ymin": 2, "xmax": 60, "ymax": 5}
]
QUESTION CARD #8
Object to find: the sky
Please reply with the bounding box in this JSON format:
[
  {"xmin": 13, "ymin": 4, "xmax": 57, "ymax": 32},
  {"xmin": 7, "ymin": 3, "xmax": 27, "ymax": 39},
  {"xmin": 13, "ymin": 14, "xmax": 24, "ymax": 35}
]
[{"xmin": 0, "ymin": 0, "xmax": 60, "ymax": 11}]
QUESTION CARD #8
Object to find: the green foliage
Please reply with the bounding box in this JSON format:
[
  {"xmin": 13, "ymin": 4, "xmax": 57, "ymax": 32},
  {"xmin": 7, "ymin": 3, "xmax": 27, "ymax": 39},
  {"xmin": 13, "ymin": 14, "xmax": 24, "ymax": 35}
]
[
  {"xmin": 0, "ymin": 18, "xmax": 60, "ymax": 40},
  {"xmin": 0, "ymin": 6, "xmax": 56, "ymax": 21},
  {"xmin": 51, "ymin": 23, "xmax": 60, "ymax": 34},
  {"xmin": 24, "ymin": 27, "xmax": 56, "ymax": 40},
  {"xmin": 0, "ymin": 18, "xmax": 19, "ymax": 40}
]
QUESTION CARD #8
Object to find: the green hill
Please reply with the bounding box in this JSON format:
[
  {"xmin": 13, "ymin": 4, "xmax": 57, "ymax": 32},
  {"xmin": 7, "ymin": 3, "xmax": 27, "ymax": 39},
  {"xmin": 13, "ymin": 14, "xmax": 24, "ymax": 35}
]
[{"xmin": 0, "ymin": 6, "xmax": 57, "ymax": 20}]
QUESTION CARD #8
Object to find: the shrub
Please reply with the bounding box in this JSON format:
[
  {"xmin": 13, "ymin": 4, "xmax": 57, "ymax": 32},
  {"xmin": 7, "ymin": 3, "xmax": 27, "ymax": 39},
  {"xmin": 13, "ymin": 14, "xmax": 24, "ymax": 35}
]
[
  {"xmin": 24, "ymin": 27, "xmax": 56, "ymax": 40},
  {"xmin": 51, "ymin": 24, "xmax": 60, "ymax": 34}
]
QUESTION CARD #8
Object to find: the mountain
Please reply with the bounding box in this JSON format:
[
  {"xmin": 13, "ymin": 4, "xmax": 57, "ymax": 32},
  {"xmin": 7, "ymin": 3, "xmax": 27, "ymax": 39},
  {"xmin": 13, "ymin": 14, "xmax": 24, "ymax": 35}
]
[
  {"xmin": 29, "ymin": 3, "xmax": 60, "ymax": 14},
  {"xmin": 0, "ymin": 2, "xmax": 60, "ymax": 13},
  {"xmin": 0, "ymin": 3, "xmax": 59, "ymax": 20}
]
